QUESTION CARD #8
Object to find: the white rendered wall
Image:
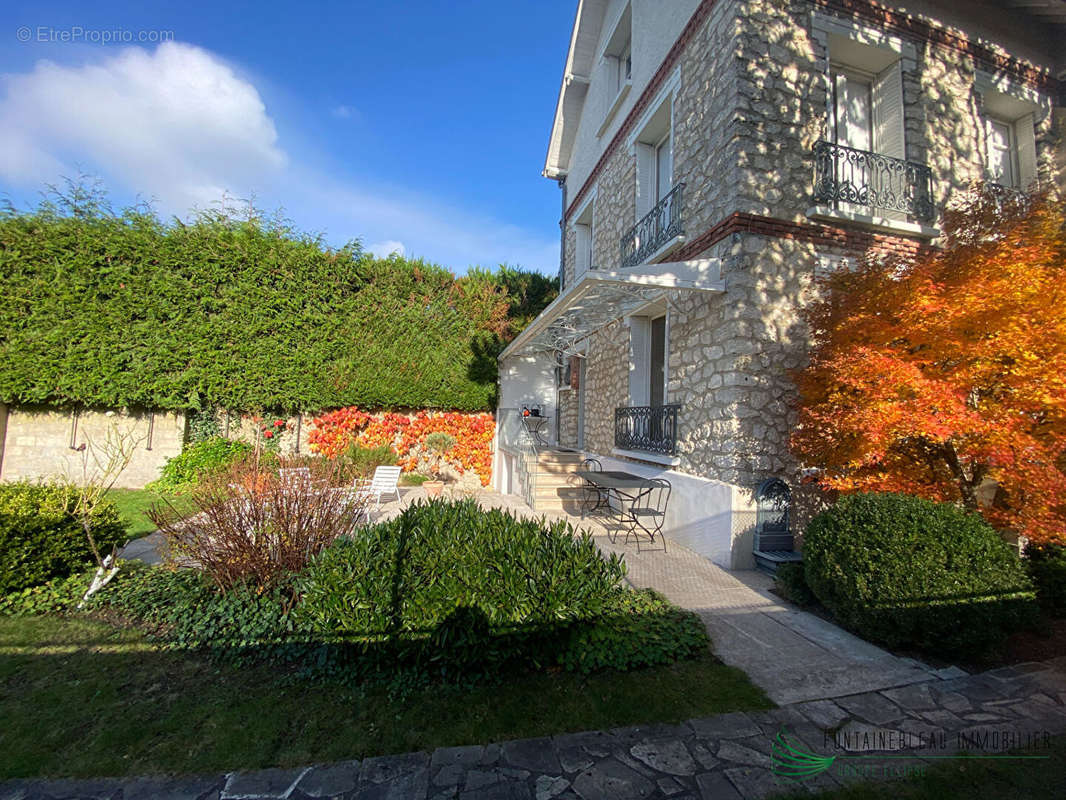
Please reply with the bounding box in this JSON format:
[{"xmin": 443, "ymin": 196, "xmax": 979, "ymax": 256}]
[{"xmin": 563, "ymin": 0, "xmax": 701, "ymax": 208}]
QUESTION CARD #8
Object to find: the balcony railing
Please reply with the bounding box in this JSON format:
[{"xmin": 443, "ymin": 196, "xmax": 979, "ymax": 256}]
[
  {"xmin": 615, "ymin": 404, "xmax": 681, "ymax": 456},
  {"xmin": 620, "ymin": 182, "xmax": 685, "ymax": 268},
  {"xmin": 812, "ymin": 140, "xmax": 935, "ymax": 223}
]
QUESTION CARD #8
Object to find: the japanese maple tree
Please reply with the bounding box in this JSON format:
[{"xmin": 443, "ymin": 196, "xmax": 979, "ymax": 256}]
[{"xmin": 791, "ymin": 190, "xmax": 1066, "ymax": 544}]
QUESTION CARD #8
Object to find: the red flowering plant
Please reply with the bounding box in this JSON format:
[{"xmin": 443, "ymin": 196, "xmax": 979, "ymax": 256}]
[
  {"xmin": 258, "ymin": 417, "xmax": 288, "ymax": 451},
  {"xmin": 308, "ymin": 407, "xmax": 495, "ymax": 485}
]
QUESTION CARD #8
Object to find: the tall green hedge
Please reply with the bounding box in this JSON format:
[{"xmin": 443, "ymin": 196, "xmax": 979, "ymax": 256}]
[{"xmin": 0, "ymin": 192, "xmax": 555, "ymax": 412}]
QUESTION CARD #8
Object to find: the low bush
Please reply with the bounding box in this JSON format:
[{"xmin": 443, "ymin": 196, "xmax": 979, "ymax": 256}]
[
  {"xmin": 297, "ymin": 498, "xmax": 628, "ymax": 674},
  {"xmin": 1026, "ymin": 542, "xmax": 1066, "ymax": 617},
  {"xmin": 92, "ymin": 564, "xmax": 306, "ymax": 664},
  {"xmin": 343, "ymin": 444, "xmax": 398, "ymax": 479},
  {"xmin": 0, "ymin": 569, "xmax": 94, "ymax": 615},
  {"xmin": 401, "ymin": 473, "xmax": 431, "ymax": 486},
  {"xmin": 94, "ymin": 500, "xmax": 707, "ymax": 681},
  {"xmin": 773, "ymin": 562, "xmax": 815, "ymax": 608},
  {"xmin": 148, "ymin": 437, "xmax": 253, "ymax": 493},
  {"xmin": 804, "ymin": 493, "xmax": 1038, "ymax": 659},
  {"xmin": 560, "ymin": 589, "xmax": 708, "ymax": 673},
  {"xmin": 149, "ymin": 457, "xmax": 365, "ymax": 590},
  {"xmin": 0, "ymin": 483, "xmax": 127, "ymax": 593}
]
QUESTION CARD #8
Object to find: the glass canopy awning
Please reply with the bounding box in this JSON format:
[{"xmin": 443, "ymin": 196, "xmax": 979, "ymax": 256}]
[{"xmin": 500, "ymin": 258, "xmax": 725, "ymax": 359}]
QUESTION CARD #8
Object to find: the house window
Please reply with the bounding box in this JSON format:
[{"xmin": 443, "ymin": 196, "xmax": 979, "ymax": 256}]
[
  {"xmin": 604, "ymin": 4, "xmax": 633, "ymax": 101},
  {"xmin": 655, "ymin": 135, "xmax": 673, "ymax": 203},
  {"xmin": 573, "ymin": 199, "xmax": 595, "ymax": 277},
  {"xmin": 830, "ymin": 62, "xmax": 903, "ymax": 159},
  {"xmin": 986, "ymin": 118, "xmax": 1018, "ymax": 188},
  {"xmin": 627, "ymin": 312, "xmax": 667, "ymax": 407}
]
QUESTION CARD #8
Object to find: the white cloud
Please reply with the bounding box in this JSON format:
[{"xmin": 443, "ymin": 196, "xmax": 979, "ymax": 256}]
[
  {"xmin": 368, "ymin": 239, "xmax": 405, "ymax": 258},
  {"xmin": 330, "ymin": 104, "xmax": 358, "ymax": 120},
  {"xmin": 0, "ymin": 42, "xmax": 558, "ymax": 274},
  {"xmin": 0, "ymin": 42, "xmax": 285, "ymax": 213}
]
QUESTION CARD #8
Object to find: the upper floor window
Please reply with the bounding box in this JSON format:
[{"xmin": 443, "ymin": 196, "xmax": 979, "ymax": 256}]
[
  {"xmin": 597, "ymin": 3, "xmax": 633, "ymax": 138},
  {"xmin": 830, "ymin": 61, "xmax": 904, "ymax": 160},
  {"xmin": 976, "ymin": 76, "xmax": 1040, "ymax": 191},
  {"xmin": 573, "ymin": 197, "xmax": 595, "ymax": 278}
]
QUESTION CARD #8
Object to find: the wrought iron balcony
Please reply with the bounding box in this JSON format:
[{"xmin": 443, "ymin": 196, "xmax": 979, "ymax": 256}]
[
  {"xmin": 615, "ymin": 404, "xmax": 681, "ymax": 456},
  {"xmin": 812, "ymin": 140, "xmax": 935, "ymax": 223},
  {"xmin": 620, "ymin": 183, "xmax": 685, "ymax": 268}
]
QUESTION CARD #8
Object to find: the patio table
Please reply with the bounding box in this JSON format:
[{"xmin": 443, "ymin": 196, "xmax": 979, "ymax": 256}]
[{"xmin": 574, "ymin": 469, "xmax": 650, "ymax": 521}]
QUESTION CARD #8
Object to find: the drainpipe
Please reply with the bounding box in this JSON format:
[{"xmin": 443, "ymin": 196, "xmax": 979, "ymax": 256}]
[{"xmin": 556, "ymin": 177, "xmax": 566, "ymax": 447}]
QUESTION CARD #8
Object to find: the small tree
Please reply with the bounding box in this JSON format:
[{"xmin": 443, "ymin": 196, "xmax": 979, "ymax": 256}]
[
  {"xmin": 791, "ymin": 190, "xmax": 1066, "ymax": 545},
  {"xmin": 424, "ymin": 432, "xmax": 457, "ymax": 481},
  {"xmin": 63, "ymin": 421, "xmax": 143, "ymax": 606}
]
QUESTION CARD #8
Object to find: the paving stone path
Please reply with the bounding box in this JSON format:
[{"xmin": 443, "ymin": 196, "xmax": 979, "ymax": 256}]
[{"xmin": 5, "ymin": 658, "xmax": 1066, "ymax": 800}]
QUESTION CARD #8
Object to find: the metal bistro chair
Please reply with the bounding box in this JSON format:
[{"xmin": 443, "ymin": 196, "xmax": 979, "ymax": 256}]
[
  {"xmin": 580, "ymin": 457, "xmax": 611, "ymax": 517},
  {"xmin": 622, "ymin": 478, "xmax": 671, "ymax": 553}
]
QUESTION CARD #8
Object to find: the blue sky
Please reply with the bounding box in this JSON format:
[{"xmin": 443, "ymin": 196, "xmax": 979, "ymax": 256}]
[{"xmin": 0, "ymin": 1, "xmax": 575, "ymax": 273}]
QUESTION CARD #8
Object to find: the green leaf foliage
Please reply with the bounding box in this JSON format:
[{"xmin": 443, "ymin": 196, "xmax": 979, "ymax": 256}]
[
  {"xmin": 146, "ymin": 436, "xmax": 253, "ymax": 493},
  {"xmin": 0, "ymin": 483, "xmax": 127, "ymax": 593},
  {"xmin": 0, "ymin": 194, "xmax": 557, "ymax": 412},
  {"xmin": 87, "ymin": 500, "xmax": 708, "ymax": 680},
  {"xmin": 804, "ymin": 492, "xmax": 1039, "ymax": 659},
  {"xmin": 1025, "ymin": 541, "xmax": 1066, "ymax": 618}
]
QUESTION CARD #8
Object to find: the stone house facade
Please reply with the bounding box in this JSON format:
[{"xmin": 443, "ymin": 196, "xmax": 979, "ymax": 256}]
[{"xmin": 494, "ymin": 0, "xmax": 1064, "ymax": 568}]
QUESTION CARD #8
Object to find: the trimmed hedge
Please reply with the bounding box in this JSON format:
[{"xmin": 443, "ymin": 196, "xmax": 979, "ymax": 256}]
[
  {"xmin": 804, "ymin": 493, "xmax": 1038, "ymax": 658},
  {"xmin": 0, "ymin": 483, "xmax": 127, "ymax": 593},
  {"xmin": 1026, "ymin": 542, "xmax": 1066, "ymax": 617},
  {"xmin": 0, "ymin": 196, "xmax": 556, "ymax": 412}
]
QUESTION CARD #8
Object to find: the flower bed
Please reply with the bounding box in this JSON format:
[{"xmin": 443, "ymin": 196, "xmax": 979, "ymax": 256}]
[{"xmin": 308, "ymin": 407, "xmax": 494, "ymax": 485}]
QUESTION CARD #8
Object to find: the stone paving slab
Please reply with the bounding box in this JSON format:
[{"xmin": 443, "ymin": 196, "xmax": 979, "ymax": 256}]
[{"xmin": 7, "ymin": 662, "xmax": 1066, "ymax": 800}]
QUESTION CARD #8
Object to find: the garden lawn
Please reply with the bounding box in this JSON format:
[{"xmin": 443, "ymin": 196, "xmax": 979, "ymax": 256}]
[
  {"xmin": 0, "ymin": 615, "xmax": 771, "ymax": 779},
  {"xmin": 105, "ymin": 489, "xmax": 192, "ymax": 540}
]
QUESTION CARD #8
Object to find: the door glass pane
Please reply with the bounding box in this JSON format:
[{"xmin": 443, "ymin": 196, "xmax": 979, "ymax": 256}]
[
  {"xmin": 650, "ymin": 316, "xmax": 666, "ymax": 407},
  {"xmin": 656, "ymin": 137, "xmax": 672, "ymax": 202},
  {"xmin": 988, "ymin": 119, "xmax": 1015, "ymax": 187},
  {"xmin": 842, "ymin": 78, "xmax": 871, "ymax": 151}
]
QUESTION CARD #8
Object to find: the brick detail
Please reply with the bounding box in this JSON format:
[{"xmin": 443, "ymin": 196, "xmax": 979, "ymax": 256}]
[
  {"xmin": 672, "ymin": 212, "xmax": 935, "ymax": 261},
  {"xmin": 813, "ymin": 0, "xmax": 1060, "ymax": 92}
]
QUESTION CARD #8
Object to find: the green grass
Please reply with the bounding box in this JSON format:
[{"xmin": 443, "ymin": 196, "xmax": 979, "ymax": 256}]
[
  {"xmin": 0, "ymin": 614, "xmax": 771, "ymax": 779},
  {"xmin": 105, "ymin": 489, "xmax": 192, "ymax": 540},
  {"xmin": 773, "ymin": 737, "xmax": 1066, "ymax": 800}
]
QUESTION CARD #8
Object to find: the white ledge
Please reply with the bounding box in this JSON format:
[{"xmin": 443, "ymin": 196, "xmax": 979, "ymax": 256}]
[
  {"xmin": 806, "ymin": 206, "xmax": 940, "ymax": 239},
  {"xmin": 611, "ymin": 447, "xmax": 681, "ymax": 467}
]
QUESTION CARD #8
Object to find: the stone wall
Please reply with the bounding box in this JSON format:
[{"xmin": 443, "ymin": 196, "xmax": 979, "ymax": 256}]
[{"xmin": 0, "ymin": 406, "xmax": 185, "ymax": 489}]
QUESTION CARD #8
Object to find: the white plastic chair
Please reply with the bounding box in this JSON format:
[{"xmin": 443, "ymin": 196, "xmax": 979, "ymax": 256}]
[{"xmin": 352, "ymin": 465, "xmax": 403, "ymax": 510}]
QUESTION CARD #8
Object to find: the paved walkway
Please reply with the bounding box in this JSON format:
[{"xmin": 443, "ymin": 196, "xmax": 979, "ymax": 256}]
[
  {"xmin": 471, "ymin": 491, "xmax": 939, "ymax": 705},
  {"xmin": 6, "ymin": 658, "xmax": 1066, "ymax": 800}
]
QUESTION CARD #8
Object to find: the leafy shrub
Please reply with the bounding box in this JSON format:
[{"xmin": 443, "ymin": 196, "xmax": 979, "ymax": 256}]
[
  {"xmin": 0, "ymin": 483, "xmax": 127, "ymax": 593},
  {"xmin": 423, "ymin": 432, "xmax": 457, "ymax": 454},
  {"xmin": 804, "ymin": 493, "xmax": 1038, "ymax": 658},
  {"xmin": 92, "ymin": 564, "xmax": 308, "ymax": 665},
  {"xmin": 148, "ymin": 436, "xmax": 253, "ymax": 493},
  {"xmin": 149, "ymin": 457, "xmax": 365, "ymax": 590},
  {"xmin": 0, "ymin": 569, "xmax": 94, "ymax": 615},
  {"xmin": 773, "ymin": 562, "xmax": 815, "ymax": 608},
  {"xmin": 560, "ymin": 589, "xmax": 708, "ymax": 673},
  {"xmin": 297, "ymin": 499, "xmax": 631, "ymax": 673},
  {"xmin": 1026, "ymin": 541, "xmax": 1066, "ymax": 617},
  {"xmin": 401, "ymin": 473, "xmax": 431, "ymax": 486},
  {"xmin": 343, "ymin": 444, "xmax": 398, "ymax": 479}
]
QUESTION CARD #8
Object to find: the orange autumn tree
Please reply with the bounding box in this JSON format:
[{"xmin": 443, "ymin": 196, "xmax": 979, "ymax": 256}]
[{"xmin": 791, "ymin": 190, "xmax": 1066, "ymax": 544}]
